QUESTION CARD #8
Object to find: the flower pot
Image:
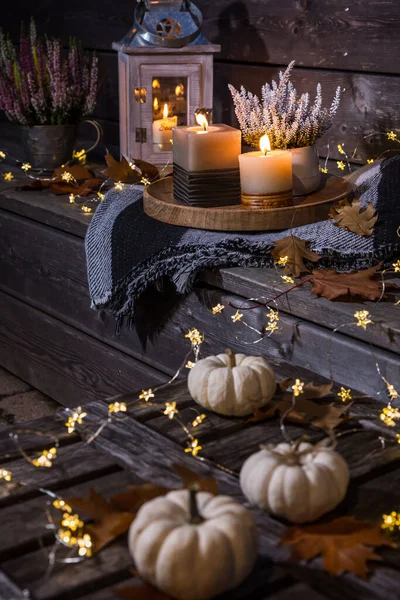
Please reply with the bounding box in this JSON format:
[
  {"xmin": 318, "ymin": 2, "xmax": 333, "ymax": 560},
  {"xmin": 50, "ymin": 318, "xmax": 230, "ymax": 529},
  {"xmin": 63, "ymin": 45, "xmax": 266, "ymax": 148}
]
[
  {"xmin": 20, "ymin": 124, "xmax": 77, "ymax": 171},
  {"xmin": 291, "ymin": 145, "xmax": 321, "ymax": 196}
]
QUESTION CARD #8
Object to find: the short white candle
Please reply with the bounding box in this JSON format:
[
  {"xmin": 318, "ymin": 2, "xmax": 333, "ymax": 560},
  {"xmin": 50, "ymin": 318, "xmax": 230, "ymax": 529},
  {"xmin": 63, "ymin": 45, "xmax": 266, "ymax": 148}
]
[
  {"xmin": 239, "ymin": 135, "xmax": 292, "ymax": 198},
  {"xmin": 173, "ymin": 115, "xmax": 241, "ymax": 172},
  {"xmin": 152, "ymin": 103, "xmax": 177, "ymax": 148}
]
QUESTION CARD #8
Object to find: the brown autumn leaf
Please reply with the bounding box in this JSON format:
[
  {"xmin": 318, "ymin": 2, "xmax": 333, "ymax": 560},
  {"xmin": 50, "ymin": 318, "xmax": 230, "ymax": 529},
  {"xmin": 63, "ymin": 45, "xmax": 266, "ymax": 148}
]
[
  {"xmin": 312, "ymin": 402, "xmax": 352, "ymax": 433},
  {"xmin": 172, "ymin": 463, "xmax": 219, "ymax": 495},
  {"xmin": 272, "ymin": 235, "xmax": 320, "ymax": 278},
  {"xmin": 280, "ymin": 516, "xmax": 394, "ymax": 579},
  {"xmin": 311, "ymin": 264, "xmax": 383, "ymax": 301},
  {"xmin": 330, "ymin": 198, "xmax": 378, "ymax": 237},
  {"xmin": 103, "ymin": 150, "xmax": 159, "ymax": 184},
  {"xmin": 111, "ymin": 483, "xmax": 170, "ymax": 513},
  {"xmin": 279, "ymin": 381, "xmax": 333, "ymax": 401},
  {"xmin": 52, "ymin": 164, "xmax": 93, "ymax": 182},
  {"xmin": 16, "ymin": 179, "xmax": 50, "ymax": 191},
  {"xmin": 50, "ymin": 177, "xmax": 104, "ymax": 196},
  {"xmin": 67, "ymin": 489, "xmax": 135, "ymax": 553}
]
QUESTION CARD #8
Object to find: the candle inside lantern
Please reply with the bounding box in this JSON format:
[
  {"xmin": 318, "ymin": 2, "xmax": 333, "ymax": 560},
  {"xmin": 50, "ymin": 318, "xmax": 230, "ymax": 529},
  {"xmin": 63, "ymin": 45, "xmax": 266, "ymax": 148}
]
[
  {"xmin": 152, "ymin": 103, "xmax": 177, "ymax": 151},
  {"xmin": 239, "ymin": 135, "xmax": 293, "ymax": 209},
  {"xmin": 172, "ymin": 113, "xmax": 242, "ymax": 207}
]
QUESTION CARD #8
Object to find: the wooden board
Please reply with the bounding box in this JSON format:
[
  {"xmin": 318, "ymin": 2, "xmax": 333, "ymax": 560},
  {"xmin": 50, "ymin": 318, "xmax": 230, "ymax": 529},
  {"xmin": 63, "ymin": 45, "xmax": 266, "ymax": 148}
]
[{"xmin": 144, "ymin": 174, "xmax": 351, "ymax": 231}]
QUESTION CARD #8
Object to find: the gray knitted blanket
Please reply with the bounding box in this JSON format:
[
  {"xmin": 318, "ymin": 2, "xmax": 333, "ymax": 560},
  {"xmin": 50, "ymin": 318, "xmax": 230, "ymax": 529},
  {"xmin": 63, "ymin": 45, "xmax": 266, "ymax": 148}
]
[{"xmin": 86, "ymin": 157, "xmax": 400, "ymax": 323}]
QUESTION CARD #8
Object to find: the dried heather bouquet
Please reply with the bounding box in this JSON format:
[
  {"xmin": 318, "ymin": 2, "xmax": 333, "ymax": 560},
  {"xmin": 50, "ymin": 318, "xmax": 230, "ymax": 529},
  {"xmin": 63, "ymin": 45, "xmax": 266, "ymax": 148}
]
[
  {"xmin": 229, "ymin": 61, "xmax": 341, "ymax": 150},
  {"xmin": 0, "ymin": 20, "xmax": 98, "ymax": 126}
]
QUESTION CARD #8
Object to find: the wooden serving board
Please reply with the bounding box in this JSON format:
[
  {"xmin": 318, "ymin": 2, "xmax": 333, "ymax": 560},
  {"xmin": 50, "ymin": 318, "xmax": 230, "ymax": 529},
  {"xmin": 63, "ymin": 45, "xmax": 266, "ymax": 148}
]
[{"xmin": 144, "ymin": 174, "xmax": 352, "ymax": 231}]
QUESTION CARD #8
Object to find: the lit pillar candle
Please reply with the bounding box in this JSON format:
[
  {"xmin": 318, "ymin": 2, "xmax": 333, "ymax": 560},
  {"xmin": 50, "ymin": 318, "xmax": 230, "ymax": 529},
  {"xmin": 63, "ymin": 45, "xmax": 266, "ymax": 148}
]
[
  {"xmin": 152, "ymin": 103, "xmax": 177, "ymax": 151},
  {"xmin": 172, "ymin": 114, "xmax": 242, "ymax": 207},
  {"xmin": 239, "ymin": 135, "xmax": 293, "ymax": 209}
]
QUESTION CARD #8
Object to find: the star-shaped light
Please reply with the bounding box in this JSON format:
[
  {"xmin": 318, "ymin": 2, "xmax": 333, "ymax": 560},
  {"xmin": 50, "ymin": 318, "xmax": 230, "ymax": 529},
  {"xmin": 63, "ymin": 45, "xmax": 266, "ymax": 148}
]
[
  {"xmin": 265, "ymin": 321, "xmax": 279, "ymax": 334},
  {"xmin": 212, "ymin": 303, "xmax": 225, "ymax": 314},
  {"xmin": 139, "ymin": 389, "xmax": 155, "ymax": 402},
  {"xmin": 185, "ymin": 328, "xmax": 203, "ymax": 345},
  {"xmin": 0, "ymin": 150, "xmax": 6, "ymax": 159},
  {"xmin": 231, "ymin": 310, "xmax": 243, "ymax": 323},
  {"xmin": 141, "ymin": 176, "xmax": 151, "ymax": 186},
  {"xmin": 65, "ymin": 406, "xmax": 87, "ymax": 434},
  {"xmin": 396, "ymin": 300, "xmax": 400, "ymax": 306},
  {"xmin": 72, "ymin": 149, "xmax": 87, "ymax": 164},
  {"xmin": 3, "ymin": 172, "xmax": 13, "ymax": 181},
  {"xmin": 185, "ymin": 361, "xmax": 195, "ymax": 369},
  {"xmin": 337, "ymin": 387, "xmax": 352, "ymax": 402},
  {"xmin": 163, "ymin": 401, "xmax": 178, "ymax": 420},
  {"xmin": 337, "ymin": 161, "xmax": 346, "ymax": 171},
  {"xmin": 319, "ymin": 166, "xmax": 328, "ymax": 174},
  {"xmin": 0, "ymin": 468, "xmax": 12, "ymax": 482},
  {"xmin": 185, "ymin": 438, "xmax": 202, "ymax": 456},
  {"xmin": 61, "ymin": 512, "xmax": 84, "ymax": 531},
  {"xmin": 275, "ymin": 256, "xmax": 288, "ymax": 266},
  {"xmin": 192, "ymin": 414, "xmax": 206, "ymax": 427},
  {"xmin": 81, "ymin": 206, "xmax": 92, "ymax": 213},
  {"xmin": 267, "ymin": 309, "xmax": 279, "ymax": 322},
  {"xmin": 392, "ymin": 260, "xmax": 400, "ymax": 273},
  {"xmin": 53, "ymin": 499, "xmax": 72, "ymax": 513},
  {"xmin": 21, "ymin": 162, "xmax": 32, "ymax": 171},
  {"xmin": 385, "ymin": 381, "xmax": 399, "ymax": 402},
  {"xmin": 61, "ymin": 171, "xmax": 74, "ymax": 183},
  {"xmin": 337, "ymin": 144, "xmax": 345, "ymax": 155},
  {"xmin": 77, "ymin": 533, "xmax": 92, "ymax": 557},
  {"xmin": 354, "ymin": 310, "xmax": 372, "ymax": 330},
  {"xmin": 114, "ymin": 181, "xmax": 124, "ymax": 191},
  {"xmin": 97, "ymin": 191, "xmax": 105, "ymax": 200},
  {"xmin": 281, "ymin": 275, "xmax": 294, "ymax": 284},
  {"xmin": 382, "ymin": 511, "xmax": 400, "ymax": 533},
  {"xmin": 367, "ymin": 159, "xmax": 374, "ymax": 164},
  {"xmin": 387, "ymin": 131, "xmax": 397, "ymax": 141},
  {"xmin": 292, "ymin": 379, "xmax": 304, "ymax": 397},
  {"xmin": 32, "ymin": 446, "xmax": 57, "ymax": 468},
  {"xmin": 108, "ymin": 401, "xmax": 127, "ymax": 414},
  {"xmin": 69, "ymin": 194, "xmax": 75, "ymax": 203},
  {"xmin": 380, "ymin": 405, "xmax": 400, "ymax": 427}
]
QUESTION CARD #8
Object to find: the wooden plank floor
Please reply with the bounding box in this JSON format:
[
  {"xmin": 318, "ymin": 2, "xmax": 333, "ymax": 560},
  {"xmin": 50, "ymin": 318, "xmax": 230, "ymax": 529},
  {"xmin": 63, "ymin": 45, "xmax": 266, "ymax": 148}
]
[{"xmin": 1, "ymin": 377, "xmax": 400, "ymax": 599}]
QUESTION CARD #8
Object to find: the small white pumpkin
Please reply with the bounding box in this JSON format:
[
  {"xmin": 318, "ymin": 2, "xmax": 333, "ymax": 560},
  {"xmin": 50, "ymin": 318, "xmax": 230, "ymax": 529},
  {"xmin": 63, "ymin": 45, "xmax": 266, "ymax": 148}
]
[
  {"xmin": 128, "ymin": 488, "xmax": 258, "ymax": 600},
  {"xmin": 240, "ymin": 441, "xmax": 350, "ymax": 524},
  {"xmin": 188, "ymin": 350, "xmax": 276, "ymax": 417}
]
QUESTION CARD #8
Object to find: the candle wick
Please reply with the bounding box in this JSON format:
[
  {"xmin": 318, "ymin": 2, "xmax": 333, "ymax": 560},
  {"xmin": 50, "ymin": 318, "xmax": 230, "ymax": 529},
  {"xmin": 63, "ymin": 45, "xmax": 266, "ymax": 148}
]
[
  {"xmin": 203, "ymin": 124, "xmax": 207, "ymax": 132},
  {"xmin": 264, "ymin": 150, "xmax": 268, "ymax": 156}
]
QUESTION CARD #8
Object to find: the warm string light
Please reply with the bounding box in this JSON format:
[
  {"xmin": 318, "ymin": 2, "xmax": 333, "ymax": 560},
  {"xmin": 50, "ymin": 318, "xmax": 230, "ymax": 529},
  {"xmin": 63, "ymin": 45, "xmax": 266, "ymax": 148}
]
[
  {"xmin": 32, "ymin": 446, "xmax": 57, "ymax": 468},
  {"xmin": 0, "ymin": 150, "xmax": 6, "ymax": 159},
  {"xmin": 0, "ymin": 468, "xmax": 12, "ymax": 481},
  {"xmin": 163, "ymin": 402, "xmax": 179, "ymax": 420},
  {"xmin": 114, "ymin": 181, "xmax": 124, "ymax": 191},
  {"xmin": 281, "ymin": 275, "xmax": 295, "ymax": 284},
  {"xmin": 3, "ymin": 172, "xmax": 13, "ymax": 181},
  {"xmin": 192, "ymin": 414, "xmax": 206, "ymax": 428},
  {"xmin": 212, "ymin": 303, "xmax": 225, "ymax": 314},
  {"xmin": 338, "ymin": 387, "xmax": 352, "ymax": 402},
  {"xmin": 231, "ymin": 310, "xmax": 243, "ymax": 323},
  {"xmin": 72, "ymin": 149, "xmax": 87, "ymax": 164},
  {"xmin": 61, "ymin": 171, "xmax": 75, "ymax": 183},
  {"xmin": 185, "ymin": 361, "xmax": 195, "ymax": 369},
  {"xmin": 65, "ymin": 407, "xmax": 87, "ymax": 434},
  {"xmin": 393, "ymin": 260, "xmax": 400, "ymax": 273},
  {"xmin": 108, "ymin": 401, "xmax": 127, "ymax": 414},
  {"xmin": 337, "ymin": 160, "xmax": 346, "ymax": 171},
  {"xmin": 21, "ymin": 162, "xmax": 32, "ymax": 171},
  {"xmin": 185, "ymin": 438, "xmax": 202, "ymax": 456},
  {"xmin": 382, "ymin": 511, "xmax": 400, "ymax": 533},
  {"xmin": 354, "ymin": 310, "xmax": 372, "ymax": 330},
  {"xmin": 379, "ymin": 406, "xmax": 400, "ymax": 427},
  {"xmin": 275, "ymin": 256, "xmax": 289, "ymax": 267},
  {"xmin": 292, "ymin": 379, "xmax": 305, "ymax": 397},
  {"xmin": 139, "ymin": 389, "xmax": 155, "ymax": 402}
]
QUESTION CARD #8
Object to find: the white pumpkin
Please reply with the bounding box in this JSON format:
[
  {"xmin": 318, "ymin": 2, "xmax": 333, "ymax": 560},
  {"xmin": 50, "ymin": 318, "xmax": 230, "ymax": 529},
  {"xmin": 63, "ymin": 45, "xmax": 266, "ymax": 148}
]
[
  {"xmin": 188, "ymin": 350, "xmax": 276, "ymax": 417},
  {"xmin": 240, "ymin": 441, "xmax": 350, "ymax": 524},
  {"xmin": 128, "ymin": 488, "xmax": 258, "ymax": 600}
]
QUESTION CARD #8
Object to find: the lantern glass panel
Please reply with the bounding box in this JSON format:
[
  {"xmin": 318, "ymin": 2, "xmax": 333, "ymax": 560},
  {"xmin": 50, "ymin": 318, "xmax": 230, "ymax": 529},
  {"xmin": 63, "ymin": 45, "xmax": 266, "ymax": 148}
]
[{"xmin": 152, "ymin": 76, "xmax": 187, "ymax": 153}]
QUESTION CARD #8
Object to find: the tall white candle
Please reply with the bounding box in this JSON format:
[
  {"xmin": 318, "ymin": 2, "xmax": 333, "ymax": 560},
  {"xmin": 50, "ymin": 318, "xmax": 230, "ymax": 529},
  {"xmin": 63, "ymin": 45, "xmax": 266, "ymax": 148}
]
[
  {"xmin": 152, "ymin": 103, "xmax": 177, "ymax": 149},
  {"xmin": 239, "ymin": 135, "xmax": 293, "ymax": 208}
]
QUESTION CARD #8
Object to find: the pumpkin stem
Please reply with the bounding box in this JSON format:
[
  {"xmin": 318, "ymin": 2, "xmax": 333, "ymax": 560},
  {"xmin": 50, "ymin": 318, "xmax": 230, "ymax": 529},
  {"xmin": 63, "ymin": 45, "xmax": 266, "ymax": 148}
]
[
  {"xmin": 293, "ymin": 435, "xmax": 309, "ymax": 451},
  {"xmin": 225, "ymin": 349, "xmax": 236, "ymax": 368},
  {"xmin": 189, "ymin": 483, "xmax": 204, "ymax": 524}
]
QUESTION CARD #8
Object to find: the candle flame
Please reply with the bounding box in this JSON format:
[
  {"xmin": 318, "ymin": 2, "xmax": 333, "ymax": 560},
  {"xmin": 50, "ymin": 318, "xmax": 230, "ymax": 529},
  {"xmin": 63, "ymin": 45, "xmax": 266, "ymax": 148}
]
[
  {"xmin": 163, "ymin": 103, "xmax": 169, "ymax": 119},
  {"xmin": 260, "ymin": 134, "xmax": 271, "ymax": 155},
  {"xmin": 153, "ymin": 98, "xmax": 159, "ymax": 111},
  {"xmin": 175, "ymin": 83, "xmax": 184, "ymax": 97},
  {"xmin": 196, "ymin": 113, "xmax": 208, "ymax": 131}
]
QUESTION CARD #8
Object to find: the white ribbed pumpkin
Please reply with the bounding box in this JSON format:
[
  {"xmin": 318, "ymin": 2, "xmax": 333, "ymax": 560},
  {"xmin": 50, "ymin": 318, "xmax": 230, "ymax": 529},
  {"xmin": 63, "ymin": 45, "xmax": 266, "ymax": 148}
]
[
  {"xmin": 128, "ymin": 489, "xmax": 258, "ymax": 600},
  {"xmin": 240, "ymin": 441, "xmax": 350, "ymax": 524},
  {"xmin": 187, "ymin": 350, "xmax": 276, "ymax": 417}
]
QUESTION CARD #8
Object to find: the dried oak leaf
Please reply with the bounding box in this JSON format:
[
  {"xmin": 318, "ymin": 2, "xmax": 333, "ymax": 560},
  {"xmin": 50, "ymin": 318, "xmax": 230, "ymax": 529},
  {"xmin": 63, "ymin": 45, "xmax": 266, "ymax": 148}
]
[
  {"xmin": 272, "ymin": 235, "xmax": 320, "ymax": 278},
  {"xmin": 67, "ymin": 489, "xmax": 135, "ymax": 553},
  {"xmin": 50, "ymin": 177, "xmax": 104, "ymax": 196},
  {"xmin": 111, "ymin": 483, "xmax": 170, "ymax": 513},
  {"xmin": 280, "ymin": 516, "xmax": 394, "ymax": 579},
  {"xmin": 172, "ymin": 463, "xmax": 219, "ymax": 495},
  {"xmin": 330, "ymin": 198, "xmax": 378, "ymax": 237},
  {"xmin": 311, "ymin": 264, "xmax": 383, "ymax": 301},
  {"xmin": 16, "ymin": 179, "xmax": 50, "ymax": 191},
  {"xmin": 103, "ymin": 150, "xmax": 159, "ymax": 184},
  {"xmin": 312, "ymin": 402, "xmax": 352, "ymax": 434}
]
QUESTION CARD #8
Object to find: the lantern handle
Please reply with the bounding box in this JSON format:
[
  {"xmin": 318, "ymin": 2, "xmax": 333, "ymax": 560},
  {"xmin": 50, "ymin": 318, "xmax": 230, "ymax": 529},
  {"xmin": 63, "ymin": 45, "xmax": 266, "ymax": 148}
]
[{"xmin": 133, "ymin": 0, "xmax": 203, "ymax": 48}]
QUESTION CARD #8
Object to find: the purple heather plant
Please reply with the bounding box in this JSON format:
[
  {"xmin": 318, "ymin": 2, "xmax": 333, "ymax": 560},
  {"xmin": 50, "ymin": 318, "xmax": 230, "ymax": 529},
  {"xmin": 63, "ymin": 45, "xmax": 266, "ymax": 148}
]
[{"xmin": 0, "ymin": 20, "xmax": 98, "ymax": 126}]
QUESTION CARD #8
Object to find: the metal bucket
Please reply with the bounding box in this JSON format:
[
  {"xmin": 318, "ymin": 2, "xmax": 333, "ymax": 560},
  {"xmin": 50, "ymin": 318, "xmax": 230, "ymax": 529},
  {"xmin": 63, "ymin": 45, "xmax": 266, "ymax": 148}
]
[{"xmin": 21, "ymin": 124, "xmax": 77, "ymax": 171}]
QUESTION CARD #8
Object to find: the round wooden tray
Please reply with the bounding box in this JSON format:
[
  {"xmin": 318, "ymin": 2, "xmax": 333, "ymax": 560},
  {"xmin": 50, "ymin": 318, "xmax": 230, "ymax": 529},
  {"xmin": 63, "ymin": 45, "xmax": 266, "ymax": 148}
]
[{"xmin": 143, "ymin": 174, "xmax": 352, "ymax": 231}]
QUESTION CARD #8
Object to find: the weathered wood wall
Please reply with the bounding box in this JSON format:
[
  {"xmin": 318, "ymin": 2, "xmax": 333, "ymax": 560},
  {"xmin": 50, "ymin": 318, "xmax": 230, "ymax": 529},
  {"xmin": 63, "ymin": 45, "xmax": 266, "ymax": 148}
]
[{"xmin": 2, "ymin": 1, "xmax": 400, "ymax": 161}]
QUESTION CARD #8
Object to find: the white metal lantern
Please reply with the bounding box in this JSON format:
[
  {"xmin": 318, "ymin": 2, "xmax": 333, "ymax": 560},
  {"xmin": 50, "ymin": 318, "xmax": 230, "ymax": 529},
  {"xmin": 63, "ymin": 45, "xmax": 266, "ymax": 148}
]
[{"xmin": 113, "ymin": 0, "xmax": 220, "ymax": 164}]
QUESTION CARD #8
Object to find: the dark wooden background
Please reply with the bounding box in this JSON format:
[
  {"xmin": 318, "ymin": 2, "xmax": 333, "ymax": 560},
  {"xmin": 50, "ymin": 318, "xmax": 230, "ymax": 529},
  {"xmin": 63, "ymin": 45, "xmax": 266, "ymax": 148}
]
[{"xmin": 2, "ymin": 0, "xmax": 400, "ymax": 162}]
